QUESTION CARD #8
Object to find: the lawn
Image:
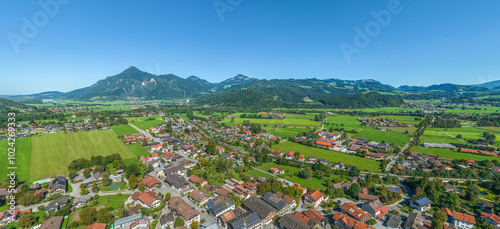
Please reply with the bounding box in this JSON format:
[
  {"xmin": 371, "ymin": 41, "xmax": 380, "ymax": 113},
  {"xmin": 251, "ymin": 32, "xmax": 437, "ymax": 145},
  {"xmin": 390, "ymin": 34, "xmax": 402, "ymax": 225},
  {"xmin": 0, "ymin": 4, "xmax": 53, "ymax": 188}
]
[
  {"xmin": 0, "ymin": 138, "xmax": 32, "ymax": 183},
  {"xmin": 255, "ymin": 162, "xmax": 340, "ymax": 189},
  {"xmin": 412, "ymin": 146, "xmax": 498, "ymax": 161},
  {"xmin": 29, "ymin": 130, "xmax": 136, "ymax": 182},
  {"xmin": 126, "ymin": 144, "xmax": 151, "ymax": 157},
  {"xmin": 95, "ymin": 194, "xmax": 130, "ymax": 210},
  {"xmin": 110, "ymin": 124, "xmax": 139, "ymax": 136},
  {"xmin": 131, "ymin": 120, "xmax": 165, "ymax": 130},
  {"xmin": 352, "ymin": 129, "xmax": 412, "ymax": 146},
  {"xmin": 271, "ymin": 141, "xmax": 381, "ymax": 172}
]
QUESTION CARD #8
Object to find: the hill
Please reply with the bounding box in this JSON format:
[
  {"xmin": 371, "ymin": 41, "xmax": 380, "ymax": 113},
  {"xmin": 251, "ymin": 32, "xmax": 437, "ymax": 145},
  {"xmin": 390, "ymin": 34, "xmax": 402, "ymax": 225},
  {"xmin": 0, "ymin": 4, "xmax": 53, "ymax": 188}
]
[
  {"xmin": 0, "ymin": 98, "xmax": 30, "ymax": 109},
  {"xmin": 398, "ymin": 83, "xmax": 488, "ymax": 93}
]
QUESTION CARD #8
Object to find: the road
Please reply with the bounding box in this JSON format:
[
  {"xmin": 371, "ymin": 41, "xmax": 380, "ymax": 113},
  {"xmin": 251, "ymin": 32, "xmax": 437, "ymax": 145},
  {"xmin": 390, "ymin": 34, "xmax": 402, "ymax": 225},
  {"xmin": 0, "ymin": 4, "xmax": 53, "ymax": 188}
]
[
  {"xmin": 385, "ymin": 116, "xmax": 434, "ymax": 173},
  {"xmin": 360, "ymin": 171, "xmax": 491, "ymax": 182}
]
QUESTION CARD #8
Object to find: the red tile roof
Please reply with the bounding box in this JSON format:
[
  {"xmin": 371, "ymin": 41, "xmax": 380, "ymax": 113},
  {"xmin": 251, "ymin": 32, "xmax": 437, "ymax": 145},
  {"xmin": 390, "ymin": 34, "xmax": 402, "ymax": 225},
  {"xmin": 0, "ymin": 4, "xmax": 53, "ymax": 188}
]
[{"xmin": 304, "ymin": 190, "xmax": 323, "ymax": 202}]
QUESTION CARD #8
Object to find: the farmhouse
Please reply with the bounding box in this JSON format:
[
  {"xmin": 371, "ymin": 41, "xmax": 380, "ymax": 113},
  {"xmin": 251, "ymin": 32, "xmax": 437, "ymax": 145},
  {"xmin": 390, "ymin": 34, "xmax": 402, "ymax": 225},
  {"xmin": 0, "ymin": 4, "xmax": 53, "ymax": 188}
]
[{"xmin": 303, "ymin": 190, "xmax": 326, "ymax": 208}]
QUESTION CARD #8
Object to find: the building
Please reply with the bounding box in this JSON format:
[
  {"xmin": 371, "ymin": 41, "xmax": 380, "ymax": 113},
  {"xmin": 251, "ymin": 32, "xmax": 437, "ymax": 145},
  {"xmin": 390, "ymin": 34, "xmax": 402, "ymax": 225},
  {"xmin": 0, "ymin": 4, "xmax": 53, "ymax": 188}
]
[
  {"xmin": 409, "ymin": 196, "xmax": 433, "ymax": 212},
  {"xmin": 451, "ymin": 211, "xmax": 476, "ymax": 229},
  {"xmin": 49, "ymin": 176, "xmax": 67, "ymax": 194},
  {"xmin": 45, "ymin": 196, "xmax": 69, "ymax": 215},
  {"xmin": 200, "ymin": 221, "xmax": 218, "ymax": 229},
  {"xmin": 158, "ymin": 164, "xmax": 184, "ymax": 179},
  {"xmin": 242, "ymin": 197, "xmax": 277, "ymax": 225},
  {"xmin": 39, "ymin": 216, "xmax": 64, "ymax": 229},
  {"xmin": 303, "ymin": 209, "xmax": 326, "ymax": 227},
  {"xmin": 168, "ymin": 197, "xmax": 200, "ymax": 226},
  {"xmin": 384, "ymin": 213, "xmax": 402, "ymax": 229},
  {"xmin": 480, "ymin": 212, "xmax": 500, "ymax": 228},
  {"xmin": 129, "ymin": 218, "xmax": 150, "ymax": 229},
  {"xmin": 277, "ymin": 213, "xmax": 312, "ymax": 229},
  {"xmin": 207, "ymin": 198, "xmax": 236, "ymax": 219},
  {"xmin": 303, "ymin": 190, "xmax": 325, "ymax": 208},
  {"xmin": 159, "ymin": 213, "xmax": 175, "ymax": 229},
  {"xmin": 188, "ymin": 190, "xmax": 210, "ymax": 205},
  {"xmin": 361, "ymin": 199, "xmax": 388, "ymax": 218},
  {"xmin": 261, "ymin": 192, "xmax": 293, "ymax": 216},
  {"xmin": 476, "ymin": 200, "xmax": 495, "ymax": 213},
  {"xmin": 402, "ymin": 213, "xmax": 425, "ymax": 229},
  {"xmin": 165, "ymin": 174, "xmax": 191, "ymax": 194},
  {"xmin": 131, "ymin": 191, "xmax": 162, "ymax": 209},
  {"xmin": 227, "ymin": 211, "xmax": 262, "ymax": 229},
  {"xmin": 140, "ymin": 176, "xmax": 162, "ymax": 189},
  {"xmin": 115, "ymin": 213, "xmax": 143, "ymax": 229},
  {"xmin": 339, "ymin": 203, "xmax": 371, "ymax": 223},
  {"xmin": 87, "ymin": 223, "xmax": 108, "ymax": 229},
  {"xmin": 332, "ymin": 212, "xmax": 373, "ymax": 229},
  {"xmin": 189, "ymin": 175, "xmax": 208, "ymax": 187}
]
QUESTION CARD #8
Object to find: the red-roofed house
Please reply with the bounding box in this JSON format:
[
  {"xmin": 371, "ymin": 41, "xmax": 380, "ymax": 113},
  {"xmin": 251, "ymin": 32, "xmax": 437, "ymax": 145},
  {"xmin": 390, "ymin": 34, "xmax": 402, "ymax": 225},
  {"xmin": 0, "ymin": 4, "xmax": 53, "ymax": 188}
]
[
  {"xmin": 270, "ymin": 167, "xmax": 284, "ymax": 175},
  {"xmin": 481, "ymin": 212, "xmax": 500, "ymax": 228},
  {"xmin": 303, "ymin": 190, "xmax": 326, "ymax": 208},
  {"xmin": 131, "ymin": 191, "xmax": 162, "ymax": 209},
  {"xmin": 140, "ymin": 176, "xmax": 162, "ymax": 189}
]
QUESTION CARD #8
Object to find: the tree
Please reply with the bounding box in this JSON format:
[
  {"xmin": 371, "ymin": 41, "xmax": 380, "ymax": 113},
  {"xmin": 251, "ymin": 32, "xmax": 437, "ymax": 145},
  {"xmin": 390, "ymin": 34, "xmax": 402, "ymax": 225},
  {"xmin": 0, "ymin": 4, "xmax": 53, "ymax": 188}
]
[
  {"xmin": 81, "ymin": 186, "xmax": 89, "ymax": 195},
  {"xmin": 91, "ymin": 182, "xmax": 99, "ymax": 192},
  {"xmin": 125, "ymin": 164, "xmax": 141, "ymax": 178},
  {"xmin": 79, "ymin": 207, "xmax": 97, "ymax": 225},
  {"xmin": 165, "ymin": 192, "xmax": 171, "ymax": 201},
  {"xmin": 191, "ymin": 221, "xmax": 199, "ymax": 229},
  {"xmin": 174, "ymin": 217, "xmax": 185, "ymax": 227},
  {"xmin": 367, "ymin": 219, "xmax": 376, "ymax": 225},
  {"xmin": 101, "ymin": 171, "xmax": 111, "ymax": 186},
  {"xmin": 96, "ymin": 208, "xmax": 114, "ymax": 223},
  {"xmin": 18, "ymin": 212, "xmax": 36, "ymax": 228},
  {"xmin": 83, "ymin": 168, "xmax": 92, "ymax": 177},
  {"xmin": 346, "ymin": 183, "xmax": 361, "ymax": 199},
  {"xmin": 301, "ymin": 167, "xmax": 313, "ymax": 180},
  {"xmin": 431, "ymin": 210, "xmax": 448, "ymax": 229},
  {"xmin": 465, "ymin": 183, "xmax": 480, "ymax": 202},
  {"xmin": 128, "ymin": 175, "xmax": 139, "ymax": 189}
]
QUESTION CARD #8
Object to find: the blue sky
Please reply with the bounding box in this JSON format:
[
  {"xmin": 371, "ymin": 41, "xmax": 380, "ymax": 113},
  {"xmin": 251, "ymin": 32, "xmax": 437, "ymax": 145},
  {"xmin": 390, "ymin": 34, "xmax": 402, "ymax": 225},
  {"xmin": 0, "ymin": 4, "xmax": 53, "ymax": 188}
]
[{"xmin": 1, "ymin": 0, "xmax": 500, "ymax": 94}]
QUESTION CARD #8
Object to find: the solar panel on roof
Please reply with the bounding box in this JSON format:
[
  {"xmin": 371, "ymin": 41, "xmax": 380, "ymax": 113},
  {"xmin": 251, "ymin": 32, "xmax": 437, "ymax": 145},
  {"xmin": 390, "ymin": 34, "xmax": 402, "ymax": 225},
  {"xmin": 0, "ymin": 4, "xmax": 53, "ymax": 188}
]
[{"xmin": 415, "ymin": 197, "xmax": 431, "ymax": 205}]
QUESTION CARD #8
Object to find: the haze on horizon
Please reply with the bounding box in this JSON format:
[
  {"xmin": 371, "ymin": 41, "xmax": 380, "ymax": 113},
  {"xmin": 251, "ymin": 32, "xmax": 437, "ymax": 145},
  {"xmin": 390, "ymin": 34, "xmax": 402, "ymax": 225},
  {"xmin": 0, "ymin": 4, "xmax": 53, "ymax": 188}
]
[{"xmin": 1, "ymin": 0, "xmax": 500, "ymax": 94}]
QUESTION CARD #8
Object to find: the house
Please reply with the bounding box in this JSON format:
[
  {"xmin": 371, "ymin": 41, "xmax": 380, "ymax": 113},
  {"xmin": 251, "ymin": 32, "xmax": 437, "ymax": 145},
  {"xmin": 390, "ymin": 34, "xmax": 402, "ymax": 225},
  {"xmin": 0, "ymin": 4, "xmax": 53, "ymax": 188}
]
[
  {"xmin": 115, "ymin": 213, "xmax": 143, "ymax": 229},
  {"xmin": 189, "ymin": 175, "xmax": 208, "ymax": 187},
  {"xmin": 285, "ymin": 151, "xmax": 294, "ymax": 160},
  {"xmin": 361, "ymin": 199, "xmax": 388, "ymax": 218},
  {"xmin": 303, "ymin": 190, "xmax": 326, "ymax": 208},
  {"xmin": 403, "ymin": 213, "xmax": 425, "ymax": 229},
  {"xmin": 339, "ymin": 202, "xmax": 371, "ymax": 223},
  {"xmin": 303, "ymin": 209, "xmax": 325, "ymax": 227},
  {"xmin": 39, "ymin": 216, "xmax": 64, "ymax": 229},
  {"xmin": 480, "ymin": 212, "xmax": 500, "ymax": 228},
  {"xmin": 188, "ymin": 190, "xmax": 210, "ymax": 205},
  {"xmin": 200, "ymin": 220, "xmax": 218, "ymax": 229},
  {"xmin": 294, "ymin": 212, "xmax": 314, "ymax": 226},
  {"xmin": 73, "ymin": 195, "xmax": 92, "ymax": 208},
  {"xmin": 165, "ymin": 174, "xmax": 191, "ymax": 194},
  {"xmin": 233, "ymin": 186, "xmax": 250, "ymax": 199},
  {"xmin": 332, "ymin": 212, "xmax": 373, "ymax": 229},
  {"xmin": 384, "ymin": 212, "xmax": 402, "ymax": 229},
  {"xmin": 49, "ymin": 176, "xmax": 67, "ymax": 194},
  {"xmin": 131, "ymin": 191, "xmax": 162, "ymax": 209},
  {"xmin": 277, "ymin": 213, "xmax": 312, "ymax": 229},
  {"xmin": 242, "ymin": 197, "xmax": 277, "ymax": 225},
  {"xmin": 87, "ymin": 223, "xmax": 107, "ymax": 229},
  {"xmin": 358, "ymin": 187, "xmax": 379, "ymax": 201},
  {"xmin": 277, "ymin": 192, "xmax": 297, "ymax": 209},
  {"xmin": 168, "ymin": 197, "xmax": 201, "ymax": 227},
  {"xmin": 270, "ymin": 167, "xmax": 284, "ymax": 175},
  {"xmin": 476, "ymin": 200, "xmax": 495, "ymax": 213},
  {"xmin": 450, "ymin": 210, "xmax": 476, "ymax": 229},
  {"xmin": 333, "ymin": 162, "xmax": 345, "ymax": 170},
  {"xmin": 244, "ymin": 182, "xmax": 257, "ymax": 194},
  {"xmin": 227, "ymin": 211, "xmax": 262, "ymax": 229},
  {"xmin": 46, "ymin": 196, "xmax": 69, "ymax": 215},
  {"xmin": 0, "ymin": 209, "xmax": 19, "ymax": 226},
  {"xmin": 158, "ymin": 165, "xmax": 184, "ymax": 179},
  {"xmin": 409, "ymin": 196, "xmax": 433, "ymax": 212},
  {"xmin": 262, "ymin": 192, "xmax": 294, "ymax": 216},
  {"xmin": 140, "ymin": 176, "xmax": 162, "ymax": 189},
  {"xmin": 207, "ymin": 198, "xmax": 236, "ymax": 219},
  {"xmin": 443, "ymin": 184, "xmax": 459, "ymax": 193}
]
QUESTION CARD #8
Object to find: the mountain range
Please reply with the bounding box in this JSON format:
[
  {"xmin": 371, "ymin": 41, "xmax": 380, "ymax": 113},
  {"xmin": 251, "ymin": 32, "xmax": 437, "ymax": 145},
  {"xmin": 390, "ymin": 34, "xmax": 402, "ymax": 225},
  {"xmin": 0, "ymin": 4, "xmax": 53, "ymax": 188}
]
[{"xmin": 4, "ymin": 66, "xmax": 500, "ymax": 104}]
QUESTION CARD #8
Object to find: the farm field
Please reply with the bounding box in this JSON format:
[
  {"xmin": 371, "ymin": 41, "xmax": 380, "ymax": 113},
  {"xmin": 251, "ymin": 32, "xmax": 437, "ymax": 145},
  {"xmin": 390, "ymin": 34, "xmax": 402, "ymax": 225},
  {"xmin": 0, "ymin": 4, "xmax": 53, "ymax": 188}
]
[
  {"xmin": 412, "ymin": 146, "xmax": 497, "ymax": 161},
  {"xmin": 131, "ymin": 120, "xmax": 165, "ymax": 130},
  {"xmin": 110, "ymin": 124, "xmax": 139, "ymax": 136},
  {"xmin": 29, "ymin": 130, "xmax": 136, "ymax": 182},
  {"xmin": 352, "ymin": 129, "xmax": 412, "ymax": 146},
  {"xmin": 126, "ymin": 116, "xmax": 163, "ymax": 122},
  {"xmin": 263, "ymin": 126, "xmax": 311, "ymax": 138},
  {"xmin": 126, "ymin": 144, "xmax": 151, "ymax": 158},
  {"xmin": 271, "ymin": 141, "xmax": 381, "ymax": 172},
  {"xmin": 444, "ymin": 106, "xmax": 500, "ymax": 114},
  {"xmin": 226, "ymin": 117, "xmax": 321, "ymax": 126},
  {"xmin": 0, "ymin": 138, "xmax": 32, "ymax": 183}
]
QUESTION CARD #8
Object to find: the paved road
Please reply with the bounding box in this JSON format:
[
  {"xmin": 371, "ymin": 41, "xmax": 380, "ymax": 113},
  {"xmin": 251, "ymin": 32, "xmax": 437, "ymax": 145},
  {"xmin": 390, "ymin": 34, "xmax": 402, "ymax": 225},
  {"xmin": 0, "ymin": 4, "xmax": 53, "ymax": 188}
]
[{"xmin": 360, "ymin": 171, "xmax": 491, "ymax": 182}]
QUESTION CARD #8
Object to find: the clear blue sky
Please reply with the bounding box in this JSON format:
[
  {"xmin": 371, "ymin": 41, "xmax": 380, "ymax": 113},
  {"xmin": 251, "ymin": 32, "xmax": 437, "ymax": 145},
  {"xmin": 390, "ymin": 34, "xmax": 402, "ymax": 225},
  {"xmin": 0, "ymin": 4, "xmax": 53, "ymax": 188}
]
[{"xmin": 1, "ymin": 0, "xmax": 500, "ymax": 94}]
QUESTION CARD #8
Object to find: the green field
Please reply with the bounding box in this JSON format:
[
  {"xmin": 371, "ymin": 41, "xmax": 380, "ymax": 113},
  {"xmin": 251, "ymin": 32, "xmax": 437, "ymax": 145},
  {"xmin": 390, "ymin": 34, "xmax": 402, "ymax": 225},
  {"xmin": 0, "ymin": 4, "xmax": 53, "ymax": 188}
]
[
  {"xmin": 110, "ymin": 124, "xmax": 139, "ymax": 136},
  {"xmin": 352, "ymin": 129, "xmax": 412, "ymax": 146},
  {"xmin": 0, "ymin": 138, "xmax": 32, "ymax": 183},
  {"xmin": 255, "ymin": 162, "xmax": 339, "ymax": 189},
  {"xmin": 412, "ymin": 146, "xmax": 497, "ymax": 161},
  {"xmin": 126, "ymin": 116, "xmax": 162, "ymax": 122},
  {"xmin": 263, "ymin": 126, "xmax": 311, "ymax": 138},
  {"xmin": 126, "ymin": 144, "xmax": 151, "ymax": 157},
  {"xmin": 95, "ymin": 194, "xmax": 130, "ymax": 210},
  {"xmin": 271, "ymin": 141, "xmax": 381, "ymax": 172},
  {"xmin": 131, "ymin": 120, "xmax": 165, "ymax": 130},
  {"xmin": 29, "ymin": 130, "xmax": 136, "ymax": 181},
  {"xmin": 226, "ymin": 117, "xmax": 321, "ymax": 126}
]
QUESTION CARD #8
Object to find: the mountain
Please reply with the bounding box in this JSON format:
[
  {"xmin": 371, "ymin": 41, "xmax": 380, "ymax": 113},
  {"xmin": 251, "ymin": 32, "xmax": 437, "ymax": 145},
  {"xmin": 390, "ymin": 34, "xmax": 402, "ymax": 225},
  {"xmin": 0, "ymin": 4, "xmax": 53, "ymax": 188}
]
[
  {"xmin": 217, "ymin": 74, "xmax": 258, "ymax": 89},
  {"xmin": 0, "ymin": 98, "xmax": 30, "ymax": 109},
  {"xmin": 76, "ymin": 67, "xmax": 215, "ymax": 100},
  {"xmin": 472, "ymin": 80, "xmax": 500, "ymax": 90},
  {"xmin": 398, "ymin": 83, "xmax": 488, "ymax": 93}
]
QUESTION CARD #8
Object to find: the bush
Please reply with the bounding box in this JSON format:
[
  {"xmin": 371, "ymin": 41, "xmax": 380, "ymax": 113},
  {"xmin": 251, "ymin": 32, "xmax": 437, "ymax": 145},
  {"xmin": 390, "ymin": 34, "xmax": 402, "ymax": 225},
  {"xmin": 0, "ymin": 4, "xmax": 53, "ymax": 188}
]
[
  {"xmin": 367, "ymin": 219, "xmax": 376, "ymax": 225},
  {"xmin": 70, "ymin": 221, "xmax": 80, "ymax": 228}
]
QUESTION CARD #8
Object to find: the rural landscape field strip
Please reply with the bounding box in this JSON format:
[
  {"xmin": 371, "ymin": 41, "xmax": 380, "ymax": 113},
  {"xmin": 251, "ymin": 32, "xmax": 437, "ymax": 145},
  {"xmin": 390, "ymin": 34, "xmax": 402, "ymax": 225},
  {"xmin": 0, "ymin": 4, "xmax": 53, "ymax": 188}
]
[
  {"xmin": 29, "ymin": 130, "xmax": 136, "ymax": 181},
  {"xmin": 0, "ymin": 138, "xmax": 32, "ymax": 182}
]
